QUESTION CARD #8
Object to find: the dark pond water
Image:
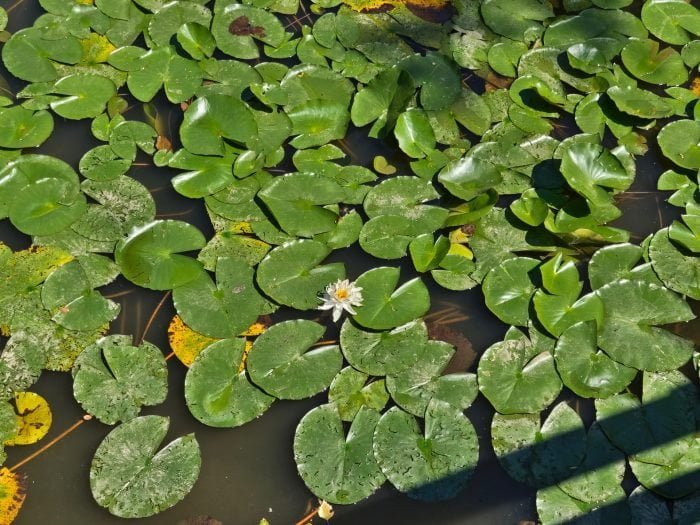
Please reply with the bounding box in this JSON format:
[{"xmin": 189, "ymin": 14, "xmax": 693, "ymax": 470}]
[{"xmin": 1, "ymin": 1, "xmax": 698, "ymax": 524}]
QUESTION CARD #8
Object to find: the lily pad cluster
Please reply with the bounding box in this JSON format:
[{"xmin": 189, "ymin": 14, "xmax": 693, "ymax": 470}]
[{"xmin": 0, "ymin": 0, "xmax": 700, "ymax": 523}]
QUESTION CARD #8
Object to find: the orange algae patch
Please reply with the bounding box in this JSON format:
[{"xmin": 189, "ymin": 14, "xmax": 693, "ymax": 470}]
[
  {"xmin": 168, "ymin": 316, "xmax": 219, "ymax": 367},
  {"xmin": 0, "ymin": 468, "xmax": 26, "ymax": 525}
]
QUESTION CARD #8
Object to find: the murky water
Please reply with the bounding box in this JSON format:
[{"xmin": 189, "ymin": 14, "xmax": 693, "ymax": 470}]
[{"xmin": 1, "ymin": 1, "xmax": 697, "ymax": 524}]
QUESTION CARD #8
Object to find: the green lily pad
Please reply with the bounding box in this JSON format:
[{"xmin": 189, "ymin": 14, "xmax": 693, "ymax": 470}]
[
  {"xmin": 90, "ymin": 415, "xmax": 201, "ymax": 518},
  {"xmin": 607, "ymin": 84, "xmax": 676, "ymax": 119},
  {"xmin": 397, "ymin": 53, "xmax": 461, "ymax": 111},
  {"xmin": 641, "ymin": 0, "xmax": 700, "ymax": 45},
  {"xmin": 621, "ymin": 38, "xmax": 688, "ymax": 86},
  {"xmin": 10, "ymin": 178, "xmax": 87, "ymax": 236},
  {"xmin": 358, "ymin": 215, "xmax": 419, "ymax": 260},
  {"xmin": 373, "ymin": 400, "xmax": 478, "ymax": 501},
  {"xmin": 78, "ymin": 146, "xmax": 132, "ymax": 181},
  {"xmin": 2, "ymin": 27, "xmax": 82, "ymax": 82},
  {"xmin": 147, "ymin": 1, "xmax": 211, "ymax": 47},
  {"xmin": 649, "ymin": 228, "xmax": 700, "ymax": 300},
  {"xmin": 0, "ymin": 105, "xmax": 54, "ymax": 148},
  {"xmin": 554, "ymin": 321, "xmax": 637, "ymax": 399},
  {"xmin": 294, "ymin": 404, "xmax": 385, "ymax": 504},
  {"xmin": 247, "ymin": 319, "xmax": 342, "ymax": 399},
  {"xmin": 438, "ymin": 155, "xmax": 502, "ymax": 202},
  {"xmin": 394, "ymin": 108, "xmax": 436, "ymax": 159},
  {"xmin": 328, "ymin": 367, "xmax": 389, "ymax": 422},
  {"xmin": 179, "ymin": 94, "xmax": 257, "ymax": 155},
  {"xmin": 478, "ymin": 332, "xmax": 562, "ymax": 414},
  {"xmin": 339, "ymin": 318, "xmax": 427, "ymax": 376},
  {"xmin": 386, "ymin": 340, "xmax": 478, "ymax": 417},
  {"xmin": 115, "ymin": 220, "xmax": 206, "ymax": 290},
  {"xmin": 109, "ymin": 120, "xmax": 157, "ymax": 161},
  {"xmin": 41, "ymin": 259, "xmax": 120, "ymax": 331},
  {"xmin": 588, "ymin": 242, "xmax": 647, "ymax": 289},
  {"xmin": 72, "ymin": 335, "xmax": 167, "ymax": 424},
  {"xmin": 536, "ymin": 484, "xmax": 630, "ymax": 525},
  {"xmin": 482, "ymin": 257, "xmax": 539, "ymax": 326},
  {"xmin": 184, "ymin": 338, "xmax": 274, "ymax": 427},
  {"xmin": 72, "ymin": 176, "xmax": 155, "ymax": 243},
  {"xmin": 49, "ymin": 74, "xmax": 116, "ymax": 119},
  {"xmin": 595, "ymin": 279, "xmax": 695, "ymax": 371},
  {"xmin": 256, "ymin": 239, "xmax": 345, "ymax": 310},
  {"xmin": 557, "ymin": 423, "xmax": 626, "ymax": 505},
  {"xmin": 173, "ymin": 257, "xmax": 268, "ymax": 339},
  {"xmin": 352, "ymin": 267, "xmax": 430, "ymax": 330},
  {"xmin": 481, "ymin": 0, "xmax": 553, "ymax": 41},
  {"xmin": 169, "ymin": 149, "xmax": 236, "ymax": 198},
  {"xmin": 258, "ymin": 173, "xmax": 345, "ymax": 237},
  {"xmin": 287, "ymin": 99, "xmax": 350, "ymax": 149},
  {"xmin": 657, "ymin": 119, "xmax": 700, "ymax": 170},
  {"xmin": 212, "ymin": 3, "xmax": 285, "ymax": 59},
  {"xmin": 363, "ymin": 176, "xmax": 447, "ymax": 231},
  {"xmin": 491, "ymin": 402, "xmax": 586, "ymax": 487}
]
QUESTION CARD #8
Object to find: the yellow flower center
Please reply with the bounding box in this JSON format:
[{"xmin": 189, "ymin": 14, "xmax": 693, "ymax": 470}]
[{"xmin": 334, "ymin": 288, "xmax": 349, "ymax": 300}]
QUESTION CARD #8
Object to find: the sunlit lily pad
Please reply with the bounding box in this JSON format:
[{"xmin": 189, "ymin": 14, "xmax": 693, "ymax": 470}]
[
  {"xmin": 328, "ymin": 367, "xmax": 388, "ymax": 421},
  {"xmin": 641, "ymin": 0, "xmax": 700, "ymax": 45},
  {"xmin": 173, "ymin": 257, "xmax": 268, "ymax": 339},
  {"xmin": 212, "ymin": 3, "xmax": 285, "ymax": 59},
  {"xmin": 649, "ymin": 228, "xmax": 700, "ymax": 300},
  {"xmin": 595, "ymin": 279, "xmax": 695, "ymax": 371},
  {"xmin": 49, "ymin": 74, "xmax": 116, "ymax": 119},
  {"xmin": 72, "ymin": 335, "xmax": 167, "ymax": 424},
  {"xmin": 256, "ymin": 239, "xmax": 345, "ymax": 310},
  {"xmin": 621, "ymin": 38, "xmax": 688, "ymax": 86},
  {"xmin": 90, "ymin": 415, "xmax": 200, "ymax": 518},
  {"xmin": 294, "ymin": 404, "xmax": 385, "ymax": 504},
  {"xmin": 373, "ymin": 400, "xmax": 478, "ymax": 501},
  {"xmin": 185, "ymin": 338, "xmax": 274, "ymax": 427},
  {"xmin": 483, "ymin": 257, "xmax": 539, "ymax": 326},
  {"xmin": 478, "ymin": 332, "xmax": 562, "ymax": 414},
  {"xmin": 115, "ymin": 220, "xmax": 206, "ymax": 290},
  {"xmin": 0, "ymin": 106, "xmax": 54, "ymax": 148},
  {"xmin": 247, "ymin": 320, "xmax": 342, "ymax": 399},
  {"xmin": 657, "ymin": 119, "xmax": 700, "ymax": 170}
]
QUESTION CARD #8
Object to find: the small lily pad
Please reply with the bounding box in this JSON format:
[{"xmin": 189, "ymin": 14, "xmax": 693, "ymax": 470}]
[{"xmin": 328, "ymin": 367, "xmax": 388, "ymax": 421}]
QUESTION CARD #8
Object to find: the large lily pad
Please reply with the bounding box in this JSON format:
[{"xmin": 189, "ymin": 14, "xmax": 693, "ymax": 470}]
[
  {"xmin": 483, "ymin": 257, "xmax": 539, "ymax": 326},
  {"xmin": 173, "ymin": 257, "xmax": 268, "ymax": 339},
  {"xmin": 185, "ymin": 338, "xmax": 274, "ymax": 427},
  {"xmin": 256, "ymin": 239, "xmax": 345, "ymax": 310},
  {"xmin": 0, "ymin": 106, "xmax": 54, "ymax": 148},
  {"xmin": 491, "ymin": 402, "xmax": 586, "ymax": 487},
  {"xmin": 339, "ymin": 318, "xmax": 427, "ymax": 376},
  {"xmin": 294, "ymin": 404, "xmax": 385, "ymax": 504},
  {"xmin": 478, "ymin": 332, "xmax": 562, "ymax": 414},
  {"xmin": 72, "ymin": 335, "xmax": 167, "ymax": 424},
  {"xmin": 649, "ymin": 228, "xmax": 700, "ymax": 300},
  {"xmin": 373, "ymin": 400, "xmax": 478, "ymax": 501},
  {"xmin": 594, "ymin": 279, "xmax": 695, "ymax": 371},
  {"xmin": 212, "ymin": 3, "xmax": 285, "ymax": 59},
  {"xmin": 90, "ymin": 415, "xmax": 201, "ymax": 518},
  {"xmin": 352, "ymin": 267, "xmax": 430, "ymax": 330},
  {"xmin": 49, "ymin": 74, "xmax": 116, "ymax": 119},
  {"xmin": 247, "ymin": 320, "xmax": 342, "ymax": 399},
  {"xmin": 115, "ymin": 220, "xmax": 206, "ymax": 290}
]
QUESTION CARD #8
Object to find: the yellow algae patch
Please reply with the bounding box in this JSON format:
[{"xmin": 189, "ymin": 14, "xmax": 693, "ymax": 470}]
[
  {"xmin": 0, "ymin": 468, "xmax": 26, "ymax": 525},
  {"xmin": 691, "ymin": 76, "xmax": 700, "ymax": 98},
  {"xmin": 4, "ymin": 393, "xmax": 52, "ymax": 447},
  {"xmin": 343, "ymin": 0, "xmax": 449, "ymax": 11},
  {"xmin": 168, "ymin": 315, "xmax": 220, "ymax": 367},
  {"xmin": 79, "ymin": 33, "xmax": 117, "ymax": 65}
]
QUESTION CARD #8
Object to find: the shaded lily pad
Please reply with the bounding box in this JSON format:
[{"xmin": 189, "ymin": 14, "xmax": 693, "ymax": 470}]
[
  {"xmin": 491, "ymin": 402, "xmax": 586, "ymax": 487},
  {"xmin": 649, "ymin": 228, "xmax": 700, "ymax": 300},
  {"xmin": 185, "ymin": 338, "xmax": 274, "ymax": 427},
  {"xmin": 373, "ymin": 400, "xmax": 478, "ymax": 501},
  {"xmin": 247, "ymin": 320, "xmax": 342, "ymax": 399},
  {"xmin": 173, "ymin": 257, "xmax": 268, "ymax": 339},
  {"xmin": 294, "ymin": 404, "xmax": 385, "ymax": 504},
  {"xmin": 72, "ymin": 335, "xmax": 167, "ymax": 424},
  {"xmin": 90, "ymin": 415, "xmax": 201, "ymax": 518}
]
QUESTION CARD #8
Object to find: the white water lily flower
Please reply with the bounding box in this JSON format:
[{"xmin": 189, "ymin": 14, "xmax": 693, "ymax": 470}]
[{"xmin": 318, "ymin": 278, "xmax": 363, "ymax": 322}]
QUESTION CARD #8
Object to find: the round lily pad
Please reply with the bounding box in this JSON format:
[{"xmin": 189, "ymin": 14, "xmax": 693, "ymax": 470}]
[
  {"xmin": 641, "ymin": 0, "xmax": 700, "ymax": 45},
  {"xmin": 373, "ymin": 400, "xmax": 478, "ymax": 501},
  {"xmin": 339, "ymin": 318, "xmax": 427, "ymax": 376},
  {"xmin": 595, "ymin": 279, "xmax": 695, "ymax": 371},
  {"xmin": 185, "ymin": 338, "xmax": 274, "ymax": 428},
  {"xmin": 658, "ymin": 119, "xmax": 700, "ymax": 170},
  {"xmin": 352, "ymin": 267, "xmax": 430, "ymax": 330},
  {"xmin": 328, "ymin": 367, "xmax": 388, "ymax": 422},
  {"xmin": 478, "ymin": 334, "xmax": 562, "ymax": 414},
  {"xmin": 0, "ymin": 105, "xmax": 54, "ymax": 148},
  {"xmin": 491, "ymin": 402, "xmax": 586, "ymax": 487},
  {"xmin": 554, "ymin": 321, "xmax": 637, "ymax": 399},
  {"xmin": 115, "ymin": 220, "xmax": 206, "ymax": 290},
  {"xmin": 621, "ymin": 38, "xmax": 688, "ymax": 86},
  {"xmin": 90, "ymin": 415, "xmax": 201, "ymax": 518},
  {"xmin": 72, "ymin": 335, "xmax": 167, "ymax": 425},
  {"xmin": 212, "ymin": 3, "xmax": 285, "ymax": 59},
  {"xmin": 386, "ymin": 340, "xmax": 478, "ymax": 417},
  {"xmin": 256, "ymin": 239, "xmax": 345, "ymax": 310},
  {"xmin": 649, "ymin": 228, "xmax": 700, "ymax": 300},
  {"xmin": 294, "ymin": 404, "xmax": 385, "ymax": 504},
  {"xmin": 173, "ymin": 256, "xmax": 268, "ymax": 339},
  {"xmin": 247, "ymin": 320, "xmax": 342, "ymax": 399},
  {"xmin": 483, "ymin": 257, "xmax": 539, "ymax": 326},
  {"xmin": 49, "ymin": 74, "xmax": 117, "ymax": 119}
]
